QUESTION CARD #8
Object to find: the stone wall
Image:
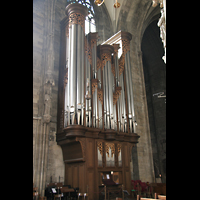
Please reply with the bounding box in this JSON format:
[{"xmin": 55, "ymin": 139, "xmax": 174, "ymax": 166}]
[
  {"xmin": 117, "ymin": 0, "xmax": 163, "ymax": 183},
  {"xmin": 141, "ymin": 20, "xmax": 166, "ymax": 183},
  {"xmin": 33, "ymin": 0, "xmax": 66, "ymax": 196}
]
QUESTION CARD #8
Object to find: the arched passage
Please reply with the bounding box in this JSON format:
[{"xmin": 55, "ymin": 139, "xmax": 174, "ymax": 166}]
[{"xmin": 141, "ymin": 19, "xmax": 166, "ymax": 183}]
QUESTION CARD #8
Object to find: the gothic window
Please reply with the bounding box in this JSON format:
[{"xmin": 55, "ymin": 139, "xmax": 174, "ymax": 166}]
[{"xmin": 66, "ymin": 0, "xmax": 96, "ymax": 34}]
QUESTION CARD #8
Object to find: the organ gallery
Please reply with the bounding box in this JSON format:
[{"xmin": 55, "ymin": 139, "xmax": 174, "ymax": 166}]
[{"xmin": 56, "ymin": 2, "xmax": 140, "ymax": 199}]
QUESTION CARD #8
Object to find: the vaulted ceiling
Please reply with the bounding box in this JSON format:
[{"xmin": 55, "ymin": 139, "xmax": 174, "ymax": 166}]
[
  {"xmin": 103, "ymin": 0, "xmax": 161, "ymax": 42},
  {"xmin": 104, "ymin": 0, "xmax": 123, "ymax": 30}
]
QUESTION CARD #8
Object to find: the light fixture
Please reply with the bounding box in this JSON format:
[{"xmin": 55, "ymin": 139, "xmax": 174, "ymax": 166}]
[
  {"xmin": 94, "ymin": 0, "xmax": 120, "ymax": 8},
  {"xmin": 94, "ymin": 0, "xmax": 104, "ymax": 6},
  {"xmin": 114, "ymin": 0, "xmax": 120, "ymax": 8}
]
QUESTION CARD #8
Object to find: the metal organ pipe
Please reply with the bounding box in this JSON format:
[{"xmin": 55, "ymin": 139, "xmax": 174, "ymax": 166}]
[
  {"xmin": 65, "ymin": 31, "xmax": 70, "ymax": 127},
  {"xmin": 127, "ymin": 50, "xmax": 135, "ymax": 132},
  {"xmin": 77, "ymin": 24, "xmax": 81, "ymax": 125},
  {"xmin": 127, "ymin": 51, "xmax": 134, "ymax": 115},
  {"xmin": 81, "ymin": 29, "xmax": 85, "ymax": 126},
  {"xmin": 124, "ymin": 53, "xmax": 132, "ymax": 133},
  {"xmin": 108, "ymin": 61, "xmax": 113, "ymax": 129},
  {"xmin": 62, "ymin": 3, "xmax": 136, "ymax": 134},
  {"xmin": 125, "ymin": 53, "xmax": 132, "ymax": 115}
]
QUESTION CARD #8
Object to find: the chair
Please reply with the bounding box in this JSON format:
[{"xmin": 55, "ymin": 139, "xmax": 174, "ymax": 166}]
[
  {"xmin": 54, "ymin": 193, "xmax": 64, "ymax": 200},
  {"xmin": 54, "ymin": 182, "xmax": 64, "ymax": 200},
  {"xmin": 78, "ymin": 192, "xmax": 89, "ymax": 200},
  {"xmin": 78, "ymin": 193, "xmax": 84, "ymax": 200},
  {"xmin": 77, "ymin": 185, "xmax": 89, "ymax": 200},
  {"xmin": 131, "ymin": 181, "xmax": 136, "ymax": 198},
  {"xmin": 83, "ymin": 193, "xmax": 88, "ymax": 199},
  {"xmin": 146, "ymin": 183, "xmax": 153, "ymax": 198},
  {"xmin": 137, "ymin": 182, "xmax": 141, "ymax": 196},
  {"xmin": 39, "ymin": 197, "xmax": 47, "ymax": 200},
  {"xmin": 158, "ymin": 195, "xmax": 166, "ymax": 200}
]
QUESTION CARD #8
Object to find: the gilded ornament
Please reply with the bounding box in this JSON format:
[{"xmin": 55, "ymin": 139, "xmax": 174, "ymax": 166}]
[
  {"xmin": 91, "ymin": 79, "xmax": 99, "ymax": 95},
  {"xmin": 97, "ymin": 142, "xmax": 103, "ymax": 156},
  {"xmin": 69, "ymin": 12, "xmax": 85, "ymax": 30},
  {"xmin": 97, "ymin": 88, "xmax": 103, "ymax": 105},
  {"xmin": 101, "ymin": 53, "xmax": 112, "ymax": 70}
]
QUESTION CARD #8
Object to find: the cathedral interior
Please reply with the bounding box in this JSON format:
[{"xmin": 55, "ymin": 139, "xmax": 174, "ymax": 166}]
[{"xmin": 33, "ymin": 0, "xmax": 166, "ymax": 199}]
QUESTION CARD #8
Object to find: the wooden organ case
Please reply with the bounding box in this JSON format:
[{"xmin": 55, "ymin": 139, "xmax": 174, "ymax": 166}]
[{"xmin": 56, "ymin": 3, "xmax": 140, "ymax": 199}]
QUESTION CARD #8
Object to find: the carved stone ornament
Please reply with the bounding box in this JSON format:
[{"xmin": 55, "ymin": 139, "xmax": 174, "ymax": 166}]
[
  {"xmin": 43, "ymin": 114, "xmax": 51, "ymax": 124},
  {"xmin": 97, "ymin": 141, "xmax": 103, "ymax": 156},
  {"xmin": 152, "ymin": 0, "xmax": 163, "ymax": 8}
]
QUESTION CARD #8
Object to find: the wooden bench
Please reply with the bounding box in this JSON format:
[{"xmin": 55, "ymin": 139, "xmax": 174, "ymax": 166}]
[
  {"xmin": 150, "ymin": 183, "xmax": 166, "ymax": 196},
  {"xmin": 137, "ymin": 194, "xmax": 166, "ymax": 200},
  {"xmin": 158, "ymin": 195, "xmax": 166, "ymax": 200}
]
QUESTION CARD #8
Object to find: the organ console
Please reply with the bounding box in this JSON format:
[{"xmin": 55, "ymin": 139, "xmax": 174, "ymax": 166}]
[{"xmin": 56, "ymin": 2, "xmax": 140, "ymax": 200}]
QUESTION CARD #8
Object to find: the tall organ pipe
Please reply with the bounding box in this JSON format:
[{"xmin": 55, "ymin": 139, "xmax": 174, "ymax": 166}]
[
  {"xmin": 77, "ymin": 24, "xmax": 81, "ymax": 110},
  {"xmin": 70, "ymin": 24, "xmax": 77, "ymax": 119},
  {"xmin": 63, "ymin": 3, "xmax": 88, "ymax": 126},
  {"xmin": 108, "ymin": 61, "xmax": 113, "ymax": 129},
  {"xmin": 68, "ymin": 26, "xmax": 72, "ymax": 124},
  {"xmin": 77, "ymin": 24, "xmax": 83, "ymax": 125},
  {"xmin": 127, "ymin": 51, "xmax": 135, "ymax": 132},
  {"xmin": 81, "ymin": 28, "xmax": 85, "ymax": 125},
  {"xmin": 125, "ymin": 53, "xmax": 132, "ymax": 117},
  {"xmin": 127, "ymin": 51, "xmax": 135, "ymax": 118}
]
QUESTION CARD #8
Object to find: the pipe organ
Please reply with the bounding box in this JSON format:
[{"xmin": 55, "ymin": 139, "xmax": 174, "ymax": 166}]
[{"xmin": 56, "ymin": 3, "xmax": 140, "ymax": 199}]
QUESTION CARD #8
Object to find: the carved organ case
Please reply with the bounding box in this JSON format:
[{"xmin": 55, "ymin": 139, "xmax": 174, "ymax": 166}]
[{"xmin": 56, "ymin": 3, "xmax": 140, "ymax": 199}]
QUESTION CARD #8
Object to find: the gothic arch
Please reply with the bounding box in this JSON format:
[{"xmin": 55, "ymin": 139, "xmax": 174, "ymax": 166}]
[
  {"xmin": 116, "ymin": 0, "xmax": 161, "ymax": 50},
  {"xmin": 92, "ymin": 2, "xmax": 113, "ymax": 44}
]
